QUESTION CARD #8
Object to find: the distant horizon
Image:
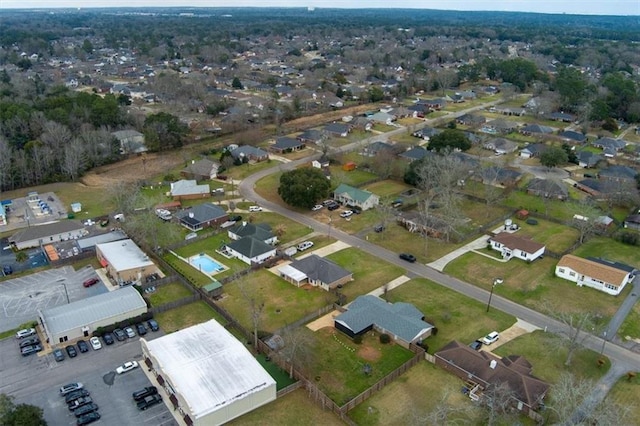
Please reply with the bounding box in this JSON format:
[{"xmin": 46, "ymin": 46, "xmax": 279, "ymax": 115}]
[{"xmin": 1, "ymin": 1, "xmax": 638, "ymax": 17}]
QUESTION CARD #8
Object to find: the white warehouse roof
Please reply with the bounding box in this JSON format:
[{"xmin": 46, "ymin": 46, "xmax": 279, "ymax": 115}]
[
  {"xmin": 39, "ymin": 286, "xmax": 147, "ymax": 337},
  {"xmin": 97, "ymin": 239, "xmax": 154, "ymax": 271},
  {"xmin": 143, "ymin": 319, "xmax": 276, "ymax": 420}
]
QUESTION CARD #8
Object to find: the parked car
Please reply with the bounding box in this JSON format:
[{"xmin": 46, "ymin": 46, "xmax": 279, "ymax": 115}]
[
  {"xmin": 77, "ymin": 340, "xmax": 89, "ymax": 353},
  {"xmin": 102, "ymin": 333, "xmax": 114, "ymax": 345},
  {"xmin": 73, "ymin": 403, "xmax": 99, "ymax": 418},
  {"xmin": 132, "ymin": 386, "xmax": 158, "ymax": 401},
  {"xmin": 113, "ymin": 328, "xmax": 126, "ymax": 341},
  {"xmin": 68, "ymin": 396, "xmax": 93, "ymax": 411},
  {"xmin": 53, "ymin": 348, "xmax": 65, "ymax": 362},
  {"xmin": 230, "ymin": 215, "xmax": 242, "ymax": 222},
  {"xmin": 296, "ymin": 241, "xmax": 314, "ymax": 251},
  {"xmin": 65, "ymin": 345, "xmax": 78, "ymax": 358},
  {"xmin": 20, "ymin": 344, "xmax": 43, "ymax": 356},
  {"xmin": 19, "ymin": 336, "xmax": 40, "ymax": 348},
  {"xmin": 469, "ymin": 340, "xmax": 483, "ymax": 351},
  {"xmin": 147, "ymin": 319, "xmax": 159, "ymax": 332},
  {"xmin": 135, "ymin": 323, "xmax": 147, "ymax": 336},
  {"xmin": 124, "ymin": 327, "xmax": 136, "ymax": 338},
  {"xmin": 76, "ymin": 411, "xmax": 100, "ymax": 425},
  {"xmin": 340, "ymin": 210, "xmax": 353, "ymax": 218},
  {"xmin": 60, "ymin": 383, "xmax": 84, "ymax": 395},
  {"xmin": 15, "ymin": 328, "xmax": 36, "ymax": 339},
  {"xmin": 82, "ymin": 277, "xmax": 99, "ymax": 288},
  {"xmin": 374, "ymin": 224, "xmax": 385, "ymax": 233},
  {"xmin": 399, "ymin": 253, "xmax": 416, "ymax": 263},
  {"xmin": 2, "ymin": 265, "xmax": 13, "ymax": 275},
  {"xmin": 248, "ymin": 205, "xmax": 263, "ymax": 212},
  {"xmin": 65, "ymin": 389, "xmax": 90, "ymax": 404},
  {"xmin": 89, "ymin": 337, "xmax": 102, "ymax": 350},
  {"xmin": 116, "ymin": 360, "xmax": 139, "ymax": 374},
  {"xmin": 327, "ymin": 202, "xmax": 340, "ymax": 211},
  {"xmin": 482, "ymin": 331, "xmax": 500, "ymax": 345},
  {"xmin": 137, "ymin": 394, "xmax": 163, "ymax": 410},
  {"xmin": 311, "ymin": 204, "xmax": 323, "ymax": 211}
]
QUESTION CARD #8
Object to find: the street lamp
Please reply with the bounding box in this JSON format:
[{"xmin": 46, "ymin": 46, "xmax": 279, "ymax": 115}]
[
  {"xmin": 600, "ymin": 331, "xmax": 608, "ymax": 355},
  {"xmin": 486, "ymin": 278, "xmax": 502, "ymax": 312}
]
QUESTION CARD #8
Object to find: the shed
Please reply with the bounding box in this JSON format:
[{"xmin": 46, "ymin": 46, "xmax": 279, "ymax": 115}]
[
  {"xmin": 342, "ymin": 161, "xmax": 357, "ymax": 171},
  {"xmin": 203, "ymin": 280, "xmax": 223, "ymax": 298},
  {"xmin": 516, "ymin": 210, "xmax": 529, "ymax": 220}
]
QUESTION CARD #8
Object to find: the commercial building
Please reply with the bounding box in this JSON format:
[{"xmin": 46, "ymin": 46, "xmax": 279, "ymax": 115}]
[
  {"xmin": 9, "ymin": 220, "xmax": 87, "ymax": 250},
  {"xmin": 96, "ymin": 239, "xmax": 160, "ymax": 284},
  {"xmin": 141, "ymin": 319, "xmax": 276, "ymax": 426}
]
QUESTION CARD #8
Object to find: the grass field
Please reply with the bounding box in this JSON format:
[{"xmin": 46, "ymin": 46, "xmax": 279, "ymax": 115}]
[
  {"xmin": 618, "ymin": 301, "xmax": 640, "ymax": 340},
  {"xmin": 162, "ymin": 252, "xmax": 212, "ymax": 287},
  {"xmin": 385, "ymin": 279, "xmax": 515, "ymax": 353},
  {"xmin": 228, "ymin": 388, "xmax": 344, "ymax": 426},
  {"xmin": 573, "ymin": 237, "xmax": 640, "ymax": 267},
  {"xmin": 146, "ymin": 282, "xmax": 192, "ymax": 307},
  {"xmin": 362, "ymin": 180, "xmax": 412, "ymax": 198},
  {"xmin": 311, "ymin": 328, "xmax": 415, "ymax": 405},
  {"xmin": 154, "ymin": 301, "xmax": 227, "ymax": 333},
  {"xmin": 607, "ymin": 373, "xmax": 640, "ymax": 421},
  {"xmin": 511, "ymin": 217, "xmax": 579, "ymax": 253},
  {"xmin": 444, "ymin": 253, "xmax": 626, "ymax": 322},
  {"xmin": 256, "ymin": 354, "xmax": 297, "ymax": 391}
]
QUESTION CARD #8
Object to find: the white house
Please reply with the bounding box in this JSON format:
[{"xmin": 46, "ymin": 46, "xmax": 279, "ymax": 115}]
[
  {"xmin": 224, "ymin": 237, "xmax": 276, "ymax": 265},
  {"xmin": 488, "ymin": 233, "xmax": 545, "ymax": 262},
  {"xmin": 555, "ymin": 255, "xmax": 635, "ymax": 296},
  {"xmin": 333, "ymin": 183, "xmax": 379, "ymax": 211}
]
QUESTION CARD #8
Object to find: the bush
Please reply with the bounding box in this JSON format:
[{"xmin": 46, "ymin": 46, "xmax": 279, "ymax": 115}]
[
  {"xmin": 431, "ymin": 327, "xmax": 439, "ymax": 336},
  {"xmin": 353, "ymin": 335, "xmax": 363, "ymax": 344},
  {"xmin": 616, "ymin": 231, "xmax": 639, "ymax": 246},
  {"xmin": 379, "ymin": 333, "xmax": 391, "ymax": 344}
]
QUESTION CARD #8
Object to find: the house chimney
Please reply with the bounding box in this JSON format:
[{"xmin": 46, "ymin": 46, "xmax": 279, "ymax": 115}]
[
  {"xmin": 490, "ymin": 360, "xmax": 497, "ymax": 370},
  {"xmin": 242, "ymin": 221, "xmax": 247, "ymax": 227},
  {"xmin": 189, "ymin": 212, "xmax": 194, "ymax": 218}
]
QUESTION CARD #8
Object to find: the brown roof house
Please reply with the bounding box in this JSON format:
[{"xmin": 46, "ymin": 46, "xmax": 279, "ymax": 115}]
[
  {"xmin": 555, "ymin": 255, "xmax": 636, "ymax": 296},
  {"xmin": 435, "ymin": 341, "xmax": 549, "ymax": 416},
  {"xmin": 488, "ymin": 233, "xmax": 545, "ymax": 262}
]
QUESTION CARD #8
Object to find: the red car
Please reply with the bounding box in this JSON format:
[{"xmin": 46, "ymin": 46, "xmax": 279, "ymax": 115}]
[{"xmin": 83, "ymin": 278, "xmax": 100, "ymax": 288}]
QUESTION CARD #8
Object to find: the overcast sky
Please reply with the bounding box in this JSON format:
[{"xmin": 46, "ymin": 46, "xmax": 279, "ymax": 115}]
[{"xmin": 1, "ymin": 1, "xmax": 638, "ymax": 16}]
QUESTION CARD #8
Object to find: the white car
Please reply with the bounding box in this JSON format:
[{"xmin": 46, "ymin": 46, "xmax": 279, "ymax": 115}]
[
  {"xmin": 297, "ymin": 241, "xmax": 314, "ymax": 251},
  {"xmin": 116, "ymin": 361, "xmax": 139, "ymax": 374},
  {"xmin": 248, "ymin": 206, "xmax": 263, "ymax": 212},
  {"xmin": 16, "ymin": 328, "xmax": 36, "ymax": 339},
  {"xmin": 311, "ymin": 205, "xmax": 323, "ymax": 211},
  {"xmin": 482, "ymin": 331, "xmax": 500, "ymax": 345},
  {"xmin": 340, "ymin": 210, "xmax": 353, "ymax": 218},
  {"xmin": 89, "ymin": 336, "xmax": 102, "ymax": 350}
]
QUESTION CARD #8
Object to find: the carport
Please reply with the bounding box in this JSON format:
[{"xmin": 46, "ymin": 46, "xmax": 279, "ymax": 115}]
[{"xmin": 278, "ymin": 264, "xmax": 307, "ymax": 287}]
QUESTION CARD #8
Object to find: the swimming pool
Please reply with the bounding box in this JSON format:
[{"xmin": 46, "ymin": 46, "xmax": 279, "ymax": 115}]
[{"xmin": 189, "ymin": 254, "xmax": 226, "ymax": 275}]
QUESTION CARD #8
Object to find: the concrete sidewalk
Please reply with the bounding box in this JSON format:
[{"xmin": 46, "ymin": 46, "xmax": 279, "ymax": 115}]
[
  {"xmin": 427, "ymin": 234, "xmax": 489, "ymax": 271},
  {"xmin": 367, "ymin": 275, "xmax": 411, "ymax": 297}
]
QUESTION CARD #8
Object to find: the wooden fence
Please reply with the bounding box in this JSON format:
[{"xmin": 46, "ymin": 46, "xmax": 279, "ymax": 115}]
[
  {"xmin": 149, "ymin": 294, "xmax": 200, "ymax": 315},
  {"xmin": 275, "ymin": 304, "xmax": 337, "ymax": 335}
]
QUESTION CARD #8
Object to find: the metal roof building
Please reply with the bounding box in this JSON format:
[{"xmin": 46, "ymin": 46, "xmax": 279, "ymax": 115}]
[
  {"xmin": 141, "ymin": 319, "xmax": 276, "ymax": 426},
  {"xmin": 96, "ymin": 239, "xmax": 159, "ymax": 284},
  {"xmin": 39, "ymin": 286, "xmax": 147, "ymax": 344}
]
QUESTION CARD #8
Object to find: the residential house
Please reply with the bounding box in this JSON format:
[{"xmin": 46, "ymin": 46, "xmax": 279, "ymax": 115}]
[
  {"xmin": 592, "ymin": 137, "xmax": 627, "ymax": 157},
  {"xmin": 598, "ymin": 165, "xmax": 638, "ymax": 183},
  {"xmin": 311, "ymin": 155, "xmax": 330, "ymax": 170},
  {"xmin": 526, "ymin": 178, "xmax": 568, "ymax": 200},
  {"xmin": 483, "ymin": 138, "xmax": 518, "ymax": 155},
  {"xmin": 483, "ymin": 119, "xmax": 518, "ymax": 134},
  {"xmin": 519, "ymin": 143, "xmax": 547, "ymax": 159},
  {"xmin": 456, "ymin": 113, "xmax": 486, "ymax": 127},
  {"xmin": 361, "ymin": 141, "xmax": 394, "ymax": 157},
  {"xmin": 488, "ymin": 232, "xmax": 545, "ymax": 262},
  {"xmin": 520, "ymin": 124, "xmax": 555, "ymax": 136},
  {"xmin": 548, "ymin": 112, "xmax": 576, "ymax": 123},
  {"xmin": 170, "ymin": 180, "xmax": 210, "ymax": 201},
  {"xmin": 324, "ymin": 122, "xmax": 351, "ymax": 138},
  {"xmin": 559, "ymin": 130, "xmax": 587, "ymax": 144},
  {"xmin": 435, "ymin": 341, "xmax": 549, "ymax": 416},
  {"xmin": 333, "ymin": 183, "xmax": 379, "ymax": 211},
  {"xmin": 181, "ymin": 159, "xmax": 221, "ymax": 180},
  {"xmin": 399, "ymin": 146, "xmax": 431, "ymax": 162},
  {"xmin": 278, "ymin": 254, "xmax": 352, "ymax": 291},
  {"xmin": 397, "ymin": 212, "xmax": 448, "ymax": 238},
  {"xmin": 369, "ymin": 111, "xmax": 395, "ymax": 125},
  {"xmin": 229, "ymin": 145, "xmax": 269, "ymax": 162},
  {"xmin": 389, "ymin": 106, "xmax": 413, "ymax": 119},
  {"xmin": 493, "ymin": 106, "xmax": 527, "ymax": 116},
  {"xmin": 227, "ymin": 222, "xmax": 278, "ymax": 245},
  {"xmin": 407, "ymin": 103, "xmax": 430, "ymax": 118},
  {"xmin": 349, "ymin": 116, "xmax": 373, "ymax": 132},
  {"xmin": 9, "ymin": 220, "xmax": 87, "ymax": 250},
  {"xmin": 417, "ymin": 98, "xmax": 446, "ymax": 110},
  {"xmin": 623, "ymin": 214, "xmax": 640, "ymax": 230},
  {"xmin": 334, "ymin": 295, "xmax": 433, "ymax": 348},
  {"xmin": 270, "ymin": 137, "xmax": 305, "ymax": 153},
  {"xmin": 224, "ymin": 237, "xmax": 276, "ymax": 265},
  {"xmin": 477, "ymin": 167, "xmax": 522, "ymax": 186},
  {"xmin": 0, "ymin": 203, "xmax": 6, "ymax": 227},
  {"xmin": 297, "ymin": 129, "xmax": 325, "ymax": 145},
  {"xmin": 412, "ymin": 127, "xmax": 441, "ymax": 141},
  {"xmin": 574, "ymin": 178, "xmax": 609, "ymax": 197},
  {"xmin": 555, "ymin": 254, "xmax": 635, "ymax": 296},
  {"xmin": 112, "ymin": 129, "xmax": 147, "ymax": 154},
  {"xmin": 576, "ymin": 151, "xmax": 602, "ymax": 168},
  {"xmin": 175, "ymin": 204, "xmax": 228, "ymax": 232}
]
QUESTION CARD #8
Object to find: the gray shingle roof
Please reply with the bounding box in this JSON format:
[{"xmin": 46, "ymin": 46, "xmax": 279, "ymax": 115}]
[
  {"xmin": 335, "ymin": 295, "xmax": 432, "ymax": 343},
  {"xmin": 226, "ymin": 236, "xmax": 274, "ymax": 258},
  {"xmin": 228, "ymin": 222, "xmax": 274, "ymax": 242},
  {"xmin": 176, "ymin": 204, "xmax": 227, "ymax": 225},
  {"xmin": 289, "ymin": 254, "xmax": 351, "ymax": 286},
  {"xmin": 9, "ymin": 220, "xmax": 85, "ymax": 245}
]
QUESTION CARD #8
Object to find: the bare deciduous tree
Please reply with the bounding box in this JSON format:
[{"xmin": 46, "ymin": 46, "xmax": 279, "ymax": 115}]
[
  {"xmin": 568, "ymin": 198, "xmax": 601, "ymax": 244},
  {"xmin": 279, "ymin": 327, "xmax": 316, "ymax": 379},
  {"xmin": 481, "ymin": 382, "xmax": 517, "ymax": 426},
  {"xmin": 410, "ymin": 385, "xmax": 479, "ymax": 426},
  {"xmin": 548, "ymin": 308, "xmax": 594, "ymax": 366},
  {"xmin": 237, "ymin": 278, "xmax": 265, "ymax": 349}
]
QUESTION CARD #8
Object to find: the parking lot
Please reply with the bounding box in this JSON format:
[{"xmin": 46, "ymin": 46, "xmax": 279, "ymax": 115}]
[
  {"xmin": 0, "ymin": 265, "xmax": 108, "ymax": 332},
  {"xmin": 0, "ymin": 329, "xmax": 177, "ymax": 426}
]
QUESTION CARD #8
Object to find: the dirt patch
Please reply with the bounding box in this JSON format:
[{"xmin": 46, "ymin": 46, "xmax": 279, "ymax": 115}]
[
  {"xmin": 81, "ymin": 152, "xmax": 185, "ymax": 187},
  {"xmin": 306, "ymin": 310, "xmax": 340, "ymax": 331},
  {"xmin": 357, "ymin": 345, "xmax": 382, "ymax": 362}
]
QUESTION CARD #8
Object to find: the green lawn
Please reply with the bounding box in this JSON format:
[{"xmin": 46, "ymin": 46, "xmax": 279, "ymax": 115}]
[
  {"xmin": 386, "ymin": 279, "xmax": 515, "ymax": 353},
  {"xmin": 154, "ymin": 301, "xmax": 226, "ymax": 333},
  {"xmin": 618, "ymin": 300, "xmax": 640, "ymax": 340},
  {"xmin": 256, "ymin": 354, "xmax": 297, "ymax": 391},
  {"xmin": 444, "ymin": 253, "xmax": 626, "ymax": 321},
  {"xmin": 573, "ymin": 237, "xmax": 640, "ymax": 267},
  {"xmin": 329, "ymin": 167, "xmax": 378, "ymax": 187},
  {"xmin": 162, "ymin": 252, "xmax": 212, "ymax": 287},
  {"xmin": 607, "ymin": 373, "xmax": 640, "ymax": 421},
  {"xmin": 503, "ymin": 190, "xmax": 575, "ymax": 221},
  {"xmin": 493, "ymin": 331, "xmax": 610, "ymax": 383},
  {"xmin": 224, "ymin": 158, "xmax": 283, "ymax": 180},
  {"xmin": 311, "ymin": 328, "xmax": 415, "ymax": 405},
  {"xmin": 147, "ymin": 282, "xmax": 192, "ymax": 307},
  {"xmin": 511, "ymin": 217, "xmax": 579, "ymax": 253},
  {"xmin": 362, "ymin": 180, "xmax": 412, "ymax": 198}
]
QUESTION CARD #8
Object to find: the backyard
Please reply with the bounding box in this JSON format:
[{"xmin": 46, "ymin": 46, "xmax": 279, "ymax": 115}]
[
  {"xmin": 146, "ymin": 282, "xmax": 192, "ymax": 307},
  {"xmin": 154, "ymin": 300, "xmax": 227, "ymax": 333}
]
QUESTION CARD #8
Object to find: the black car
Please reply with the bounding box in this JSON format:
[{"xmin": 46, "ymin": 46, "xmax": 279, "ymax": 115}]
[
  {"xmin": 113, "ymin": 328, "xmax": 126, "ymax": 341},
  {"xmin": 53, "ymin": 348, "xmax": 65, "ymax": 362},
  {"xmin": 76, "ymin": 412, "xmax": 100, "ymax": 425},
  {"xmin": 135, "ymin": 323, "xmax": 147, "ymax": 336},
  {"xmin": 137, "ymin": 394, "xmax": 162, "ymax": 410},
  {"xmin": 2, "ymin": 265, "xmax": 12, "ymax": 275},
  {"xmin": 74, "ymin": 403, "xmax": 99, "ymax": 418},
  {"xmin": 102, "ymin": 333, "xmax": 114, "ymax": 345},
  {"xmin": 77, "ymin": 340, "xmax": 89, "ymax": 353},
  {"xmin": 19, "ymin": 337, "xmax": 40, "ymax": 348},
  {"xmin": 374, "ymin": 224, "xmax": 385, "ymax": 233},
  {"xmin": 327, "ymin": 202, "xmax": 340, "ymax": 211},
  {"xmin": 20, "ymin": 344, "xmax": 42, "ymax": 356},
  {"xmin": 399, "ymin": 253, "xmax": 416, "ymax": 263},
  {"xmin": 65, "ymin": 389, "xmax": 90, "ymax": 404},
  {"xmin": 68, "ymin": 396, "xmax": 93, "ymax": 411},
  {"xmin": 132, "ymin": 386, "xmax": 158, "ymax": 401},
  {"xmin": 147, "ymin": 319, "xmax": 159, "ymax": 332},
  {"xmin": 469, "ymin": 340, "xmax": 483, "ymax": 351},
  {"xmin": 66, "ymin": 345, "xmax": 78, "ymax": 358}
]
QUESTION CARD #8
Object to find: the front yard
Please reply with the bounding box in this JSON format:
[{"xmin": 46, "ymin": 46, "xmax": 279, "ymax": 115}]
[{"xmin": 606, "ymin": 373, "xmax": 640, "ymax": 421}]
